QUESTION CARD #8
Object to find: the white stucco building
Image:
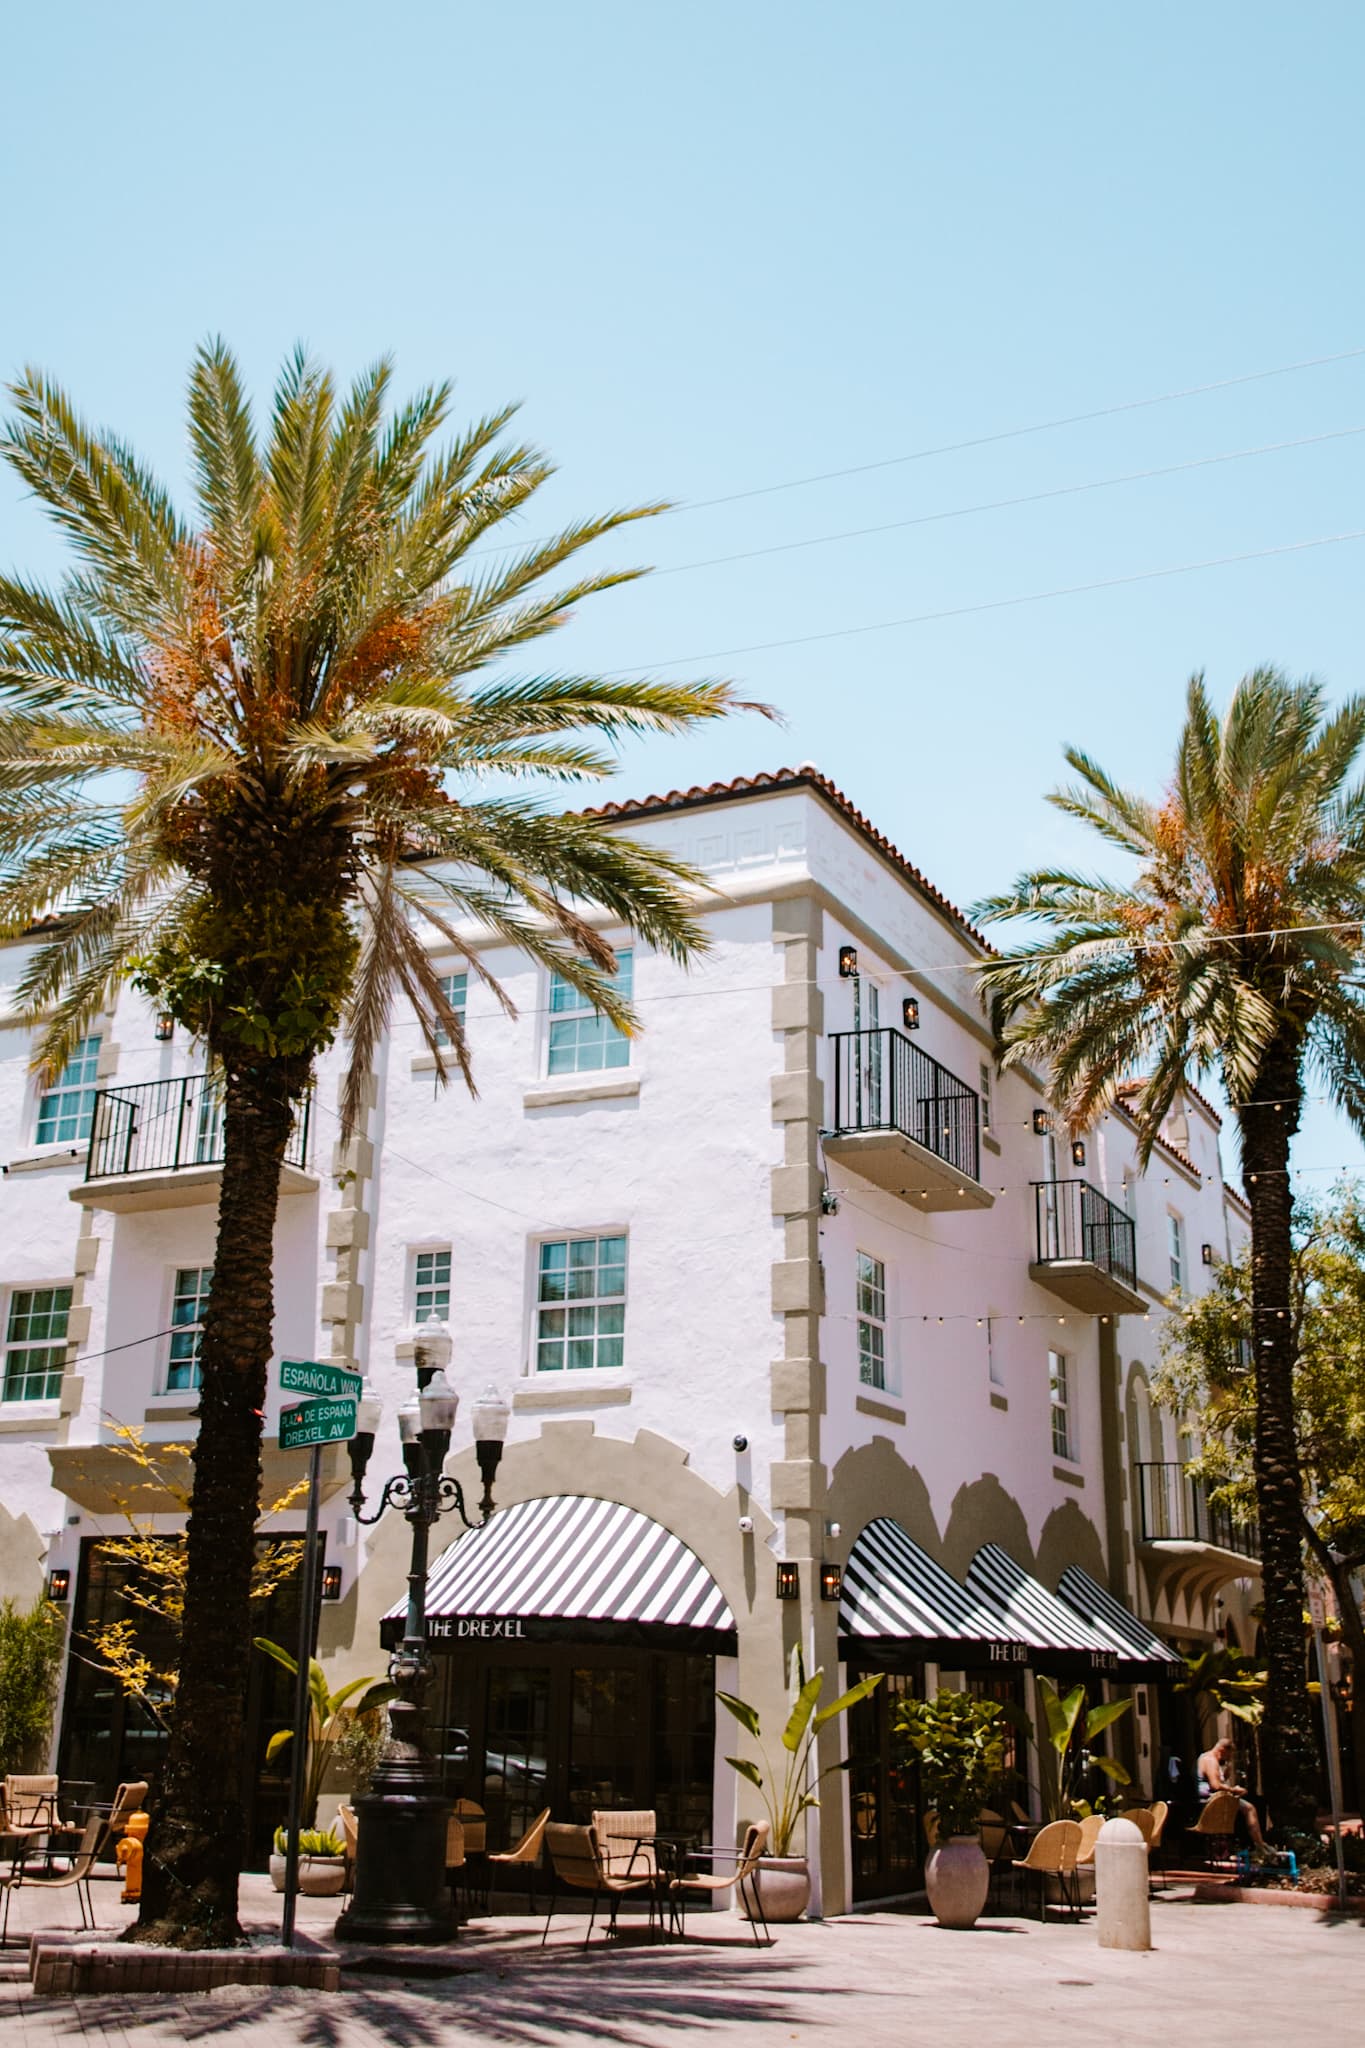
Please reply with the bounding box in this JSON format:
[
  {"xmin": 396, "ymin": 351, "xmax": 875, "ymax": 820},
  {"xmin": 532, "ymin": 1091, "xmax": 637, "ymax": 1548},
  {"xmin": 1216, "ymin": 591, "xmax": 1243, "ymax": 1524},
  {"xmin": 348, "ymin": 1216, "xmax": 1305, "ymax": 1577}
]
[{"xmin": 0, "ymin": 768, "xmax": 1257, "ymax": 1908}]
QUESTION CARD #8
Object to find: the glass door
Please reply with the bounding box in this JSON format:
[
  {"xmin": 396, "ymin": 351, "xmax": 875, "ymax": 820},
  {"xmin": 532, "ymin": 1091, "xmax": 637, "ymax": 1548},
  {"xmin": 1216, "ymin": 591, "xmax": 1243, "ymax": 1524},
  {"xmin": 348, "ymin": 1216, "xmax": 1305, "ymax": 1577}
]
[
  {"xmin": 483, "ymin": 1665, "xmax": 553, "ymax": 1849},
  {"xmin": 846, "ymin": 1663, "xmax": 922, "ymax": 1899}
]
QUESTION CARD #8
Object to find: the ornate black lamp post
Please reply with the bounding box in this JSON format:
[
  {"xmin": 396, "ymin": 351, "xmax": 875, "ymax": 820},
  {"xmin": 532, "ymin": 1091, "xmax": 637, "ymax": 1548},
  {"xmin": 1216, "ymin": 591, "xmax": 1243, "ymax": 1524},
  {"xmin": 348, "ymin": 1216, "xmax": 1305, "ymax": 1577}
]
[{"xmin": 335, "ymin": 1366, "xmax": 510, "ymax": 1944}]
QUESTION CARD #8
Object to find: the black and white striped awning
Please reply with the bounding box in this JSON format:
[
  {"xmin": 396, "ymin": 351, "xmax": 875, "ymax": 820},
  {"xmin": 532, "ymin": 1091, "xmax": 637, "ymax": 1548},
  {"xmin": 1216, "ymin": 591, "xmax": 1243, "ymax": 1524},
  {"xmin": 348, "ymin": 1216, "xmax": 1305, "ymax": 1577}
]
[
  {"xmin": 383, "ymin": 1494, "xmax": 736, "ymax": 1653},
  {"xmin": 839, "ymin": 1518, "xmax": 1028, "ymax": 1666},
  {"xmin": 1057, "ymin": 1565, "xmax": 1184, "ymax": 1679},
  {"xmin": 967, "ymin": 1544, "xmax": 1132, "ymax": 1676}
]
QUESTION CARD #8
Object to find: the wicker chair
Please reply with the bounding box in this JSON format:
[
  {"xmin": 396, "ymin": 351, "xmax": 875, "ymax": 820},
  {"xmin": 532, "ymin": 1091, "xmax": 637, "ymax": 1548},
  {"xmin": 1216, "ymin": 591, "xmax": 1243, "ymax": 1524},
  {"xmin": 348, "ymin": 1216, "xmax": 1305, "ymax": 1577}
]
[
  {"xmin": 670, "ymin": 1821, "xmax": 772, "ymax": 1944},
  {"xmin": 1073, "ymin": 1813, "xmax": 1106, "ymax": 1867},
  {"xmin": 1, "ymin": 1817, "xmax": 103, "ymax": 1944},
  {"xmin": 592, "ymin": 1808, "xmax": 657, "ymax": 1881},
  {"xmin": 487, "ymin": 1807, "xmax": 551, "ymax": 1914},
  {"xmin": 541, "ymin": 1823, "xmax": 654, "ymax": 1945},
  {"xmin": 1012, "ymin": 1819, "xmax": 1083, "ymax": 1920},
  {"xmin": 1191, "ymin": 1790, "xmax": 1240, "ymax": 1869},
  {"xmin": 3, "ymin": 1776, "xmax": 60, "ymax": 1831}
]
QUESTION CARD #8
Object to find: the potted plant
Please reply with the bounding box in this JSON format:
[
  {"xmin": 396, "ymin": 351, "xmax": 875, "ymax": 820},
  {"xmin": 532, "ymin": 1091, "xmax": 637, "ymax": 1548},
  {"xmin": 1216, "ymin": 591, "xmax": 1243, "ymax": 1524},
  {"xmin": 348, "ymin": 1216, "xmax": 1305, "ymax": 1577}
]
[
  {"xmin": 255, "ymin": 1638, "xmax": 393, "ymax": 1893},
  {"xmin": 719, "ymin": 1653, "xmax": 881, "ymax": 1921},
  {"xmin": 269, "ymin": 1825, "xmax": 348, "ymax": 1897},
  {"xmin": 894, "ymin": 1690, "xmax": 1008, "ymax": 1929}
]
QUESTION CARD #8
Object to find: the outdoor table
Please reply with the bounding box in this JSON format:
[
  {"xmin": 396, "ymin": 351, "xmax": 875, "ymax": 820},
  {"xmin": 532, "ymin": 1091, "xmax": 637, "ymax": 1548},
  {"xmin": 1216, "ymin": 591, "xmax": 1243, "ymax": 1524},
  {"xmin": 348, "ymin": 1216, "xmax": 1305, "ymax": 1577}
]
[{"xmin": 623, "ymin": 1831, "xmax": 695, "ymax": 1940}]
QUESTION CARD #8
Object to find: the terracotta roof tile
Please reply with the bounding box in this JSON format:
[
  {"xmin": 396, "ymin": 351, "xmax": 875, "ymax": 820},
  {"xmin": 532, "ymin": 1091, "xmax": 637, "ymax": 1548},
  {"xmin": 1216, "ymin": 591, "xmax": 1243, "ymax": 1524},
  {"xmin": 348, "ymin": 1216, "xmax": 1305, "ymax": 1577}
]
[{"xmin": 582, "ymin": 766, "xmax": 992, "ymax": 952}]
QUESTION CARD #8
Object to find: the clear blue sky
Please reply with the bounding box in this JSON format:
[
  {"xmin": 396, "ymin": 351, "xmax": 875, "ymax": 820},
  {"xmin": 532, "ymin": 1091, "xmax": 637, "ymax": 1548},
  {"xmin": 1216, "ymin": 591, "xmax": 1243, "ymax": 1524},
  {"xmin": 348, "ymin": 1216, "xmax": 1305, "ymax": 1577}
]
[{"xmin": 3, "ymin": 1, "xmax": 1362, "ymax": 1183}]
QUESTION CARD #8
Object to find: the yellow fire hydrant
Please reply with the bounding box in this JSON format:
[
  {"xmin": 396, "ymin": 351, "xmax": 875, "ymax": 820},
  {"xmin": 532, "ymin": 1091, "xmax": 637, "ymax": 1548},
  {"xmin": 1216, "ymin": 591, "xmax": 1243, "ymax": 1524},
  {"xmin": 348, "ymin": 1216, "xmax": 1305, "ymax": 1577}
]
[{"xmin": 116, "ymin": 1811, "xmax": 149, "ymax": 1902}]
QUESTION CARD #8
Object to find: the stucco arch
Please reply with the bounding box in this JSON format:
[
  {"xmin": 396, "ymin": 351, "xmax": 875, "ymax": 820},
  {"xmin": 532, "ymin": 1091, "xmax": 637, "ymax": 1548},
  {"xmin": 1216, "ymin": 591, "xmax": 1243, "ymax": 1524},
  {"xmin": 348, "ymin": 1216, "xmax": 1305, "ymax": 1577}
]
[
  {"xmin": 1035, "ymin": 1500, "xmax": 1107, "ymax": 1589},
  {"xmin": 826, "ymin": 1438, "xmax": 942, "ymax": 1560},
  {"xmin": 940, "ymin": 1474, "xmax": 1035, "ymax": 1580}
]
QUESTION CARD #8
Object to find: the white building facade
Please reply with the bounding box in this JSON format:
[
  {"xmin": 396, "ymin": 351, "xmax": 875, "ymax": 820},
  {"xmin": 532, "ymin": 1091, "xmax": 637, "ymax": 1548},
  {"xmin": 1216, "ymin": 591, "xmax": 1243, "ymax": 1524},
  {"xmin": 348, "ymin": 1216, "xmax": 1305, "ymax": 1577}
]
[{"xmin": 0, "ymin": 768, "xmax": 1256, "ymax": 1908}]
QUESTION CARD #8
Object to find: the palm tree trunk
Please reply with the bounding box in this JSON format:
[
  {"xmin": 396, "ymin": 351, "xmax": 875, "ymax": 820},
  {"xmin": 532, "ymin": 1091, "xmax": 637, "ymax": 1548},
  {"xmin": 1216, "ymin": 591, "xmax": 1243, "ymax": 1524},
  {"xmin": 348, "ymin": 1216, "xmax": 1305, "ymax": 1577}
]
[
  {"xmin": 1238, "ymin": 1043, "xmax": 1319, "ymax": 1840},
  {"xmin": 132, "ymin": 1059, "xmax": 297, "ymax": 1947}
]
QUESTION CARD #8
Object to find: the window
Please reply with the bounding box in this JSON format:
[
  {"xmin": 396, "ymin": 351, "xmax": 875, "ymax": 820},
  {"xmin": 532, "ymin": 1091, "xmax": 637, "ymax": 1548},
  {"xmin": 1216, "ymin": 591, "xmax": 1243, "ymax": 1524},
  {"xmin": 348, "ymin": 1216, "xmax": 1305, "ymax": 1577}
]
[
  {"xmin": 34, "ymin": 1036, "xmax": 101, "ymax": 1145},
  {"xmin": 413, "ymin": 1248, "xmax": 452, "ymax": 1323},
  {"xmin": 856, "ymin": 1253, "xmax": 886, "ymax": 1390},
  {"xmin": 3, "ymin": 1287, "xmax": 71, "ymax": 1402},
  {"xmin": 166, "ymin": 1267, "xmax": 212, "ymax": 1392},
  {"xmin": 535, "ymin": 1234, "xmax": 626, "ymax": 1371},
  {"xmin": 434, "ymin": 972, "xmax": 468, "ymax": 1048},
  {"xmin": 547, "ymin": 952, "xmax": 633, "ymax": 1075},
  {"xmin": 978, "ymin": 1063, "xmax": 993, "ymax": 1134},
  {"xmin": 1168, "ymin": 1212, "xmax": 1185, "ymax": 1292},
  {"xmin": 1049, "ymin": 1349, "xmax": 1073, "ymax": 1461}
]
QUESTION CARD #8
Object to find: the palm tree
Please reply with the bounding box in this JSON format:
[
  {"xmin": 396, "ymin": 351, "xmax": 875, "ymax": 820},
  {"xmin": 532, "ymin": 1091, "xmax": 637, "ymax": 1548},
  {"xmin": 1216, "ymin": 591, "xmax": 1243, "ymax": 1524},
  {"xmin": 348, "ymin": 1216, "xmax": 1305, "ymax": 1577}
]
[
  {"xmin": 973, "ymin": 669, "xmax": 1365, "ymax": 1841},
  {"xmin": 0, "ymin": 343, "xmax": 765, "ymax": 1944}
]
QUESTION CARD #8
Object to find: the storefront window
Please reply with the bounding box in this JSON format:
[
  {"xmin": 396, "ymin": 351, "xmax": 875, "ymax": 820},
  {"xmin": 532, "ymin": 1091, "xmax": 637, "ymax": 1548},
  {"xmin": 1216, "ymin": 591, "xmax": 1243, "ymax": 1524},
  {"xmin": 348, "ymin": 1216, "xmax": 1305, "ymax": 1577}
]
[{"xmin": 846, "ymin": 1663, "xmax": 922, "ymax": 1899}]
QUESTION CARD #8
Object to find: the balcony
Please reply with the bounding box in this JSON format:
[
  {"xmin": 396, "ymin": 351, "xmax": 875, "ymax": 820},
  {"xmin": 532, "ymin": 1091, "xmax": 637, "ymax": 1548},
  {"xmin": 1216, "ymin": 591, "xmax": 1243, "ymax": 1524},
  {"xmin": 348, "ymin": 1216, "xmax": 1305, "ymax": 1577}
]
[
  {"xmin": 1029, "ymin": 1178, "xmax": 1144, "ymax": 1314},
  {"xmin": 824, "ymin": 1028, "xmax": 993, "ymax": 1211},
  {"xmin": 1135, "ymin": 1461, "xmax": 1260, "ymax": 1596},
  {"xmin": 73, "ymin": 1075, "xmax": 316, "ymax": 1212}
]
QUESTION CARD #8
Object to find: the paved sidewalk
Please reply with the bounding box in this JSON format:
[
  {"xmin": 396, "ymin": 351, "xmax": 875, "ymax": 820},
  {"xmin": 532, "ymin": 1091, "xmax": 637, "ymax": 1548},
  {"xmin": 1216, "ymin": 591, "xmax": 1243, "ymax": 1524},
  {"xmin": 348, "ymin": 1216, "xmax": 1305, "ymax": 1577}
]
[{"xmin": 2, "ymin": 1877, "xmax": 1361, "ymax": 2047}]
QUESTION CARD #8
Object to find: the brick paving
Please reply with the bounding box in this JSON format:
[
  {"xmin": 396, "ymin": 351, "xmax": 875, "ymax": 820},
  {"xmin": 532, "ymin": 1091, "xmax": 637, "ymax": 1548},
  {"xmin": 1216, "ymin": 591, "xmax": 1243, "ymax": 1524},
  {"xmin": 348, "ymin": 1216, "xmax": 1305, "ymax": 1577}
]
[{"xmin": 1, "ymin": 1874, "xmax": 1361, "ymax": 2047}]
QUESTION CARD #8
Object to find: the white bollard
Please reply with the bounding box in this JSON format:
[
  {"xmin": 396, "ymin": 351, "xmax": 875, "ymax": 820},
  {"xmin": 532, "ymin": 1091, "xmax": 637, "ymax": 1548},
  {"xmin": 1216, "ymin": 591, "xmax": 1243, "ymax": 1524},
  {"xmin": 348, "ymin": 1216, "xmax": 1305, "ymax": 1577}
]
[{"xmin": 1094, "ymin": 1816, "xmax": 1151, "ymax": 1951}]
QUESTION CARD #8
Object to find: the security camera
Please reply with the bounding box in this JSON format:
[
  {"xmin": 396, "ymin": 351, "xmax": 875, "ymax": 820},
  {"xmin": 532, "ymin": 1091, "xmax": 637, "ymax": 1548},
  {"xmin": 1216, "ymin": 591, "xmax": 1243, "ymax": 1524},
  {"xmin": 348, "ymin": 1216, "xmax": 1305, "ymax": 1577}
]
[
  {"xmin": 733, "ymin": 1434, "xmax": 749, "ymax": 1453},
  {"xmin": 737, "ymin": 1515, "xmax": 755, "ymax": 1535}
]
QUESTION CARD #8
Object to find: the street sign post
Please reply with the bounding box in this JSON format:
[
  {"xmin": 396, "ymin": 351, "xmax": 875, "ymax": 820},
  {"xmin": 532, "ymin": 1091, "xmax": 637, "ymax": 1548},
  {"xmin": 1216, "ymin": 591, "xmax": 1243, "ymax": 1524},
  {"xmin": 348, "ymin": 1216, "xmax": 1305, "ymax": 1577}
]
[
  {"xmin": 276, "ymin": 1360, "xmax": 360, "ymax": 1944},
  {"xmin": 279, "ymin": 1397, "xmax": 358, "ymax": 1450},
  {"xmin": 279, "ymin": 1359, "xmax": 362, "ymax": 1403}
]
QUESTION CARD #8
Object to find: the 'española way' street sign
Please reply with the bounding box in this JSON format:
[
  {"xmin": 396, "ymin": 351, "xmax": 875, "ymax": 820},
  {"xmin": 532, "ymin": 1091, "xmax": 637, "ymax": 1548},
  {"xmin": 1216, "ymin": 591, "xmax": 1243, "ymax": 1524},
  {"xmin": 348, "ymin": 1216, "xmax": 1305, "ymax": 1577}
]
[
  {"xmin": 279, "ymin": 1358, "xmax": 363, "ymax": 1402},
  {"xmin": 279, "ymin": 1397, "xmax": 358, "ymax": 1450}
]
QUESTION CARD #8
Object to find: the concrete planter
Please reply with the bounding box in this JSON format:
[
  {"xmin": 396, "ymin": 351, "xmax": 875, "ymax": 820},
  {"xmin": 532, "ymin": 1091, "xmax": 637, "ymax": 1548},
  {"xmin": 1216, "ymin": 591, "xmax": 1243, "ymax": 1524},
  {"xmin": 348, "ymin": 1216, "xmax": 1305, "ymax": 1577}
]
[
  {"xmin": 268, "ymin": 1852, "xmax": 347, "ymax": 1898},
  {"xmin": 739, "ymin": 1856, "xmax": 811, "ymax": 1923},
  {"xmin": 925, "ymin": 1836, "xmax": 990, "ymax": 1929}
]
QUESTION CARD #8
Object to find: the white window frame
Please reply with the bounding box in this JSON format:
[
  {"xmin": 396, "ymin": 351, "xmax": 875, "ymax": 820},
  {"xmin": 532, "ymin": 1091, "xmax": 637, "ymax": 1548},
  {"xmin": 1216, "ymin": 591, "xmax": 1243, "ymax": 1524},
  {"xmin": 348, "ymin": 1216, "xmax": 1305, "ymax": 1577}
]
[
  {"xmin": 978, "ymin": 1062, "xmax": 993, "ymax": 1134},
  {"xmin": 856, "ymin": 1251, "xmax": 887, "ymax": 1392},
  {"xmin": 2, "ymin": 1285, "xmax": 73, "ymax": 1403},
  {"xmin": 546, "ymin": 951, "xmax": 633, "ymax": 1077},
  {"xmin": 532, "ymin": 1231, "xmax": 627, "ymax": 1373},
  {"xmin": 33, "ymin": 1036, "xmax": 102, "ymax": 1147},
  {"xmin": 1049, "ymin": 1348, "xmax": 1074, "ymax": 1462},
  {"xmin": 166, "ymin": 1266, "xmax": 213, "ymax": 1393},
  {"xmin": 412, "ymin": 1246, "xmax": 452, "ymax": 1324},
  {"xmin": 433, "ymin": 971, "xmax": 468, "ymax": 1049},
  {"xmin": 1168, "ymin": 1211, "xmax": 1185, "ymax": 1293}
]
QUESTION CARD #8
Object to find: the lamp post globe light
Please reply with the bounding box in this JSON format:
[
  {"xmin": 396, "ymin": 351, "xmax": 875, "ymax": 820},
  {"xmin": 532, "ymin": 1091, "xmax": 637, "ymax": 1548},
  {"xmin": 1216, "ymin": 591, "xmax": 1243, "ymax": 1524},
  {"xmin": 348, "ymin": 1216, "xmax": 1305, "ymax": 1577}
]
[{"xmin": 335, "ymin": 1363, "xmax": 510, "ymax": 1944}]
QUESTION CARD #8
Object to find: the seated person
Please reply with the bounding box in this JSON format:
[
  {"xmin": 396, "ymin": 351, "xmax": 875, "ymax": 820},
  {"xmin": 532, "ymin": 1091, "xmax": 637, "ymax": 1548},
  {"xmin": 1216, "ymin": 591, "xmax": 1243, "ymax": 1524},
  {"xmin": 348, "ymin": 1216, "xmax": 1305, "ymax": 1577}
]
[{"xmin": 1196, "ymin": 1738, "xmax": 1265, "ymax": 1853}]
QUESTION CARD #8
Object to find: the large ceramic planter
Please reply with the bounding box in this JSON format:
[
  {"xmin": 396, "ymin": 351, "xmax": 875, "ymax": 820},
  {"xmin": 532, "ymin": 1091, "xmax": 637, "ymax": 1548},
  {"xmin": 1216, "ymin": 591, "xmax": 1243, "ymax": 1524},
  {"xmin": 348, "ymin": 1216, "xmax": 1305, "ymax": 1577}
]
[
  {"xmin": 739, "ymin": 1855, "xmax": 811, "ymax": 1923},
  {"xmin": 268, "ymin": 1852, "xmax": 348, "ymax": 1898},
  {"xmin": 925, "ymin": 1835, "xmax": 990, "ymax": 1929}
]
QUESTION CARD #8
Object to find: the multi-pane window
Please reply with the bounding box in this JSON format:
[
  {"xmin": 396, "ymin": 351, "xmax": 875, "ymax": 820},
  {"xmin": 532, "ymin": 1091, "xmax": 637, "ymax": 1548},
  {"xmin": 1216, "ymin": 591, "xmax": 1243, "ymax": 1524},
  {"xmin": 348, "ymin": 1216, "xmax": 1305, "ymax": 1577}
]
[
  {"xmin": 167, "ymin": 1267, "xmax": 212, "ymax": 1392},
  {"xmin": 856, "ymin": 1253, "xmax": 886, "ymax": 1390},
  {"xmin": 547, "ymin": 952, "xmax": 633, "ymax": 1075},
  {"xmin": 536, "ymin": 1235, "xmax": 626, "ymax": 1372},
  {"xmin": 434, "ymin": 972, "xmax": 468, "ymax": 1048},
  {"xmin": 978, "ymin": 1062, "xmax": 993, "ymax": 1134},
  {"xmin": 34, "ymin": 1037, "xmax": 101, "ymax": 1145},
  {"xmin": 414, "ymin": 1248, "xmax": 452, "ymax": 1323},
  {"xmin": 3, "ymin": 1287, "xmax": 71, "ymax": 1402},
  {"xmin": 1168, "ymin": 1213, "xmax": 1185, "ymax": 1292},
  {"xmin": 1049, "ymin": 1349, "xmax": 1073, "ymax": 1461}
]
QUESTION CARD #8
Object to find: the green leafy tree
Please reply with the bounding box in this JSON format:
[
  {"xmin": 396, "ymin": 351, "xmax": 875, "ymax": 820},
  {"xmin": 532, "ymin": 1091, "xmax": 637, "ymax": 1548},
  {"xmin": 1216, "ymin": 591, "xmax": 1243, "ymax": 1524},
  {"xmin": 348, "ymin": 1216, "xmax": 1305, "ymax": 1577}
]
[
  {"xmin": 0, "ymin": 345, "xmax": 763, "ymax": 1944},
  {"xmin": 975, "ymin": 670, "xmax": 1365, "ymax": 1837},
  {"xmin": 718, "ymin": 1654, "xmax": 881, "ymax": 1855},
  {"xmin": 253, "ymin": 1639, "xmax": 393, "ymax": 1830},
  {"xmin": 1035, "ymin": 1678, "xmax": 1131, "ymax": 1819},
  {"xmin": 1155, "ymin": 1189, "xmax": 1365, "ymax": 1795},
  {"xmin": 0, "ymin": 1596, "xmax": 66, "ymax": 1772},
  {"xmin": 893, "ymin": 1689, "xmax": 1008, "ymax": 1839}
]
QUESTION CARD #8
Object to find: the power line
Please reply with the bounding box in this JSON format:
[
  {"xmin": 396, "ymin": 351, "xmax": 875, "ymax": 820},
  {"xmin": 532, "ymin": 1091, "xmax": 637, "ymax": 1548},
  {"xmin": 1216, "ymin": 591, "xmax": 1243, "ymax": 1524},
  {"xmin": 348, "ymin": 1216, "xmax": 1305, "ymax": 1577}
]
[
  {"xmin": 649, "ymin": 427, "xmax": 1365, "ymax": 582},
  {"xmin": 609, "ymin": 529, "xmax": 1365, "ymax": 672},
  {"xmin": 466, "ymin": 343, "xmax": 1365, "ymax": 559}
]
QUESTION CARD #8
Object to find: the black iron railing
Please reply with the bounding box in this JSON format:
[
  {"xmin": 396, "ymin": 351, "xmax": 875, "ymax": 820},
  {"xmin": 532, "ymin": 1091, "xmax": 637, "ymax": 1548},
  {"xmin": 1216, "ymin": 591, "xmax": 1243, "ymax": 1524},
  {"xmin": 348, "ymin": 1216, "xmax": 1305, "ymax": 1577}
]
[
  {"xmin": 1135, "ymin": 1462, "xmax": 1259, "ymax": 1557},
  {"xmin": 85, "ymin": 1074, "xmax": 311, "ymax": 1182},
  {"xmin": 830, "ymin": 1028, "xmax": 981, "ymax": 1184},
  {"xmin": 1032, "ymin": 1178, "xmax": 1137, "ymax": 1291}
]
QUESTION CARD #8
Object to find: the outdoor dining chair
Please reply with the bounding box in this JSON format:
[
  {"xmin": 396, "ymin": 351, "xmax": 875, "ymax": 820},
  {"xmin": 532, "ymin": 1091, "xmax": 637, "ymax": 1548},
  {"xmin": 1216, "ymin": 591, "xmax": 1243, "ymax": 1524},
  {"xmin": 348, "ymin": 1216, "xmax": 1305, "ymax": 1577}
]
[
  {"xmin": 1012, "ymin": 1819, "xmax": 1082, "ymax": 1921},
  {"xmin": 1073, "ymin": 1813, "xmax": 1106, "ymax": 1867},
  {"xmin": 454, "ymin": 1799, "xmax": 487, "ymax": 1911},
  {"xmin": 487, "ymin": 1806, "xmax": 551, "ymax": 1914},
  {"xmin": 337, "ymin": 1803, "xmax": 359, "ymax": 1898},
  {"xmin": 541, "ymin": 1822, "xmax": 654, "ymax": 1946},
  {"xmin": 592, "ymin": 1808, "xmax": 657, "ymax": 1881},
  {"xmin": 1, "ymin": 1816, "xmax": 104, "ymax": 1945},
  {"xmin": 1191, "ymin": 1790, "xmax": 1240, "ymax": 1870},
  {"xmin": 3, "ymin": 1776, "xmax": 61, "ymax": 1831},
  {"xmin": 669, "ymin": 1821, "xmax": 772, "ymax": 1945},
  {"xmin": 979, "ymin": 1811, "xmax": 1014, "ymax": 1911},
  {"xmin": 1145, "ymin": 1799, "xmax": 1170, "ymax": 1887}
]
